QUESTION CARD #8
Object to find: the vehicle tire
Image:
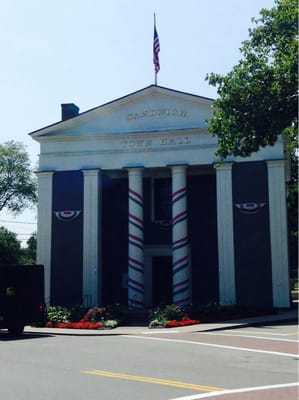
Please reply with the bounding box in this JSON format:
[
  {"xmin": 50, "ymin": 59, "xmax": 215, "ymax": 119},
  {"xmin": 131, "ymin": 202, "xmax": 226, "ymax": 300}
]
[{"xmin": 8, "ymin": 325, "xmax": 24, "ymax": 336}]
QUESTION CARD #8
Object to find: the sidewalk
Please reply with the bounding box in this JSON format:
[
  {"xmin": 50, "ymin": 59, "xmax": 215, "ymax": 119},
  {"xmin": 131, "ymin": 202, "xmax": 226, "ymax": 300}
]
[
  {"xmin": 25, "ymin": 308, "xmax": 298, "ymax": 336},
  {"xmin": 192, "ymin": 307, "xmax": 299, "ymax": 333}
]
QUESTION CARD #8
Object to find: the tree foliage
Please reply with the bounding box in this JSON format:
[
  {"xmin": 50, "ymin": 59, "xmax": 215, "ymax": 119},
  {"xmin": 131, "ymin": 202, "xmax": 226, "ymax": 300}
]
[
  {"xmin": 19, "ymin": 233, "xmax": 37, "ymax": 265},
  {"xmin": 0, "ymin": 141, "xmax": 37, "ymax": 213},
  {"xmin": 0, "ymin": 226, "xmax": 21, "ymax": 264},
  {"xmin": 206, "ymin": 0, "xmax": 298, "ymax": 160},
  {"xmin": 0, "ymin": 229, "xmax": 36, "ymax": 265},
  {"xmin": 287, "ymin": 154, "xmax": 298, "ymax": 274}
]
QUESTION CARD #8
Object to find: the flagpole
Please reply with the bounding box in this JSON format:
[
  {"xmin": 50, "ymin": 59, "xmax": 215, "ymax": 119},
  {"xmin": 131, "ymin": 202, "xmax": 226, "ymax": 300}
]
[
  {"xmin": 153, "ymin": 12, "xmax": 160, "ymax": 86},
  {"xmin": 154, "ymin": 13, "xmax": 157, "ymax": 85}
]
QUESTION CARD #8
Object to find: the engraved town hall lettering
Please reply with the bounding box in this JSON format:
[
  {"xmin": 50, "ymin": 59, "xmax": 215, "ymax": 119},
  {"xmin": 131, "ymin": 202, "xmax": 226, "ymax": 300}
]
[
  {"xmin": 120, "ymin": 139, "xmax": 153, "ymax": 148},
  {"xmin": 120, "ymin": 136, "xmax": 191, "ymax": 149}
]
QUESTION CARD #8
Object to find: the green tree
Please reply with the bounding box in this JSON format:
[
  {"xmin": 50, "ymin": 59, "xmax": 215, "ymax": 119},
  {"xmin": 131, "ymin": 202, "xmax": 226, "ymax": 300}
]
[
  {"xmin": 19, "ymin": 233, "xmax": 37, "ymax": 265},
  {"xmin": 0, "ymin": 141, "xmax": 37, "ymax": 213},
  {"xmin": 206, "ymin": 0, "xmax": 298, "ymax": 288},
  {"xmin": 0, "ymin": 226, "xmax": 21, "ymax": 264},
  {"xmin": 287, "ymin": 154, "xmax": 298, "ymax": 282},
  {"xmin": 206, "ymin": 0, "xmax": 298, "ymax": 160}
]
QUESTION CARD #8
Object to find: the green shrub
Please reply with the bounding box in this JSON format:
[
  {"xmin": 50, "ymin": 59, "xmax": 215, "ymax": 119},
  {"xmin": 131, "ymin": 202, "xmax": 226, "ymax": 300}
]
[
  {"xmin": 47, "ymin": 306, "xmax": 72, "ymax": 323},
  {"xmin": 149, "ymin": 318, "xmax": 167, "ymax": 328},
  {"xmin": 102, "ymin": 320, "xmax": 118, "ymax": 329},
  {"xmin": 162, "ymin": 304, "xmax": 184, "ymax": 320},
  {"xmin": 46, "ymin": 303, "xmax": 125, "ymax": 328},
  {"xmin": 149, "ymin": 304, "xmax": 184, "ymax": 327}
]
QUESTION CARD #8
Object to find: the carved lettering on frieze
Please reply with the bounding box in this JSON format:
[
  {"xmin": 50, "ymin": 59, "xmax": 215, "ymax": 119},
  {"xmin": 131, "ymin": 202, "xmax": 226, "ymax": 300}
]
[
  {"xmin": 126, "ymin": 108, "xmax": 187, "ymax": 121},
  {"xmin": 160, "ymin": 137, "xmax": 191, "ymax": 146},
  {"xmin": 120, "ymin": 139, "xmax": 153, "ymax": 148},
  {"xmin": 120, "ymin": 136, "xmax": 191, "ymax": 149}
]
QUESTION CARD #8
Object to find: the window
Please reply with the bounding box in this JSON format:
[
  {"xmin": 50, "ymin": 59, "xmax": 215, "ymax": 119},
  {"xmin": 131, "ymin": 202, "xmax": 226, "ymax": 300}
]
[{"xmin": 153, "ymin": 178, "xmax": 172, "ymax": 221}]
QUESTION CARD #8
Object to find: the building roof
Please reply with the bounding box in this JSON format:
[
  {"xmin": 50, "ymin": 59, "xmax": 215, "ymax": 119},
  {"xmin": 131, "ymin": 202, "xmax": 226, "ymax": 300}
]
[{"xmin": 29, "ymin": 85, "xmax": 214, "ymax": 138}]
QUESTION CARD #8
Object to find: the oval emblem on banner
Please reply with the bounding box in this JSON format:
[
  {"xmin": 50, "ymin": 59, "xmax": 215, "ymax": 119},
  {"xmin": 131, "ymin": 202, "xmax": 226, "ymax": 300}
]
[
  {"xmin": 54, "ymin": 210, "xmax": 81, "ymax": 221},
  {"xmin": 235, "ymin": 203, "xmax": 266, "ymax": 215}
]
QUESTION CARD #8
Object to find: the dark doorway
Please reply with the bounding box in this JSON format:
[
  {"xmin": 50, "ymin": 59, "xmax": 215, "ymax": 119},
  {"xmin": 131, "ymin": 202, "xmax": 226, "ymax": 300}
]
[{"xmin": 152, "ymin": 256, "xmax": 172, "ymax": 307}]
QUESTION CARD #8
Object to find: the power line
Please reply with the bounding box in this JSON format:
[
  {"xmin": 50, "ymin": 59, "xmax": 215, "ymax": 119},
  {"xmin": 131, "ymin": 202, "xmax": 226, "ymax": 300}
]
[{"xmin": 0, "ymin": 219, "xmax": 36, "ymax": 225}]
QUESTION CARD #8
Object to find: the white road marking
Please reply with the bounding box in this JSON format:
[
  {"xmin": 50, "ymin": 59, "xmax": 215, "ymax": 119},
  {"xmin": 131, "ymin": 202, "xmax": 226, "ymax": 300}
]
[
  {"xmin": 231, "ymin": 329, "xmax": 298, "ymax": 336},
  {"xmin": 142, "ymin": 330, "xmax": 180, "ymax": 334},
  {"xmin": 124, "ymin": 335, "xmax": 297, "ymax": 357},
  {"xmin": 199, "ymin": 332, "xmax": 298, "ymax": 342},
  {"xmin": 168, "ymin": 382, "xmax": 299, "ymax": 400}
]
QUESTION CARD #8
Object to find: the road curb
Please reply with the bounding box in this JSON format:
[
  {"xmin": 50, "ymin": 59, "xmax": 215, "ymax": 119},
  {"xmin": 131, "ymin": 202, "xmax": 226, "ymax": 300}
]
[{"xmin": 24, "ymin": 309, "xmax": 298, "ymax": 336}]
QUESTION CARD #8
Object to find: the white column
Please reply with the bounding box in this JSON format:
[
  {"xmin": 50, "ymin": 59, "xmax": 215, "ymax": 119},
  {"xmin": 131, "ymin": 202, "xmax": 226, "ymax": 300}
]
[
  {"xmin": 267, "ymin": 160, "xmax": 290, "ymax": 308},
  {"xmin": 216, "ymin": 163, "xmax": 236, "ymax": 305},
  {"xmin": 171, "ymin": 165, "xmax": 190, "ymax": 306},
  {"xmin": 128, "ymin": 168, "xmax": 144, "ymax": 309},
  {"xmin": 36, "ymin": 171, "xmax": 54, "ymax": 306},
  {"xmin": 82, "ymin": 169, "xmax": 101, "ymax": 307}
]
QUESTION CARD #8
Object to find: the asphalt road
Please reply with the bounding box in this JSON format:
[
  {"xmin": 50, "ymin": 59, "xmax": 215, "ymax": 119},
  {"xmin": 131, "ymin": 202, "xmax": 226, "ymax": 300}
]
[{"xmin": 0, "ymin": 319, "xmax": 298, "ymax": 400}]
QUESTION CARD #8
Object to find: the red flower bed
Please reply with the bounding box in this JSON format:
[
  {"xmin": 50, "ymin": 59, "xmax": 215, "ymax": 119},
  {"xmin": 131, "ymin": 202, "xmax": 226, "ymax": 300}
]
[
  {"xmin": 165, "ymin": 319, "xmax": 200, "ymax": 328},
  {"xmin": 46, "ymin": 321, "xmax": 103, "ymax": 329}
]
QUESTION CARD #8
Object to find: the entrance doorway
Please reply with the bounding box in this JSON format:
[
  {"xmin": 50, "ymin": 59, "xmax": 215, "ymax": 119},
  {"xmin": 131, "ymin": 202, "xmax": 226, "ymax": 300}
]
[{"xmin": 152, "ymin": 256, "xmax": 172, "ymax": 307}]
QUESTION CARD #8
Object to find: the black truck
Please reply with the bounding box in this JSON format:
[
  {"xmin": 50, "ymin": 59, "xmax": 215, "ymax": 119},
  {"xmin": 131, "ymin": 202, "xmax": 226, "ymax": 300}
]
[{"xmin": 0, "ymin": 264, "xmax": 46, "ymax": 335}]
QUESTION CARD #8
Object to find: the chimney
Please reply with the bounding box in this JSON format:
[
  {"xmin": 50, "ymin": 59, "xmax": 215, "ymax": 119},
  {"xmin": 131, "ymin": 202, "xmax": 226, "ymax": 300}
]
[{"xmin": 61, "ymin": 103, "xmax": 80, "ymax": 121}]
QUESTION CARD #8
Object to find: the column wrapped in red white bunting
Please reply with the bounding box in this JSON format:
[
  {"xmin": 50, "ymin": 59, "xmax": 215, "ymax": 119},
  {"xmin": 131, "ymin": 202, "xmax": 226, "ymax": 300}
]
[
  {"xmin": 171, "ymin": 165, "xmax": 190, "ymax": 306},
  {"xmin": 128, "ymin": 168, "xmax": 144, "ymax": 309}
]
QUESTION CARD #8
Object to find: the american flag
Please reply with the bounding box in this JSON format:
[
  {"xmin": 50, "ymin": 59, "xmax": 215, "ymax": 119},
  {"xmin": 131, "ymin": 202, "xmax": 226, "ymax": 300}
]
[{"xmin": 153, "ymin": 23, "xmax": 160, "ymax": 74}]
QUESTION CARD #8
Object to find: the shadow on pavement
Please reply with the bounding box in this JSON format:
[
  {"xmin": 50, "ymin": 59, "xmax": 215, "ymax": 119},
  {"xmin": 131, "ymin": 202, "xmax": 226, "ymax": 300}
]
[
  {"xmin": 198, "ymin": 317, "xmax": 298, "ymax": 333},
  {"xmin": 0, "ymin": 331, "xmax": 53, "ymax": 341}
]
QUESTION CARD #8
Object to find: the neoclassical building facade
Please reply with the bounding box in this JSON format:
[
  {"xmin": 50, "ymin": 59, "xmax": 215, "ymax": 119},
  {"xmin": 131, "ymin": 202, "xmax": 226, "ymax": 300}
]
[{"xmin": 30, "ymin": 85, "xmax": 290, "ymax": 309}]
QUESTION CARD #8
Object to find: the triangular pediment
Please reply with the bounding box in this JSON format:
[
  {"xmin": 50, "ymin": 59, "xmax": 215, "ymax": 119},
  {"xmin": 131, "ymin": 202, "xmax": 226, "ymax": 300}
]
[{"xmin": 30, "ymin": 85, "xmax": 213, "ymax": 140}]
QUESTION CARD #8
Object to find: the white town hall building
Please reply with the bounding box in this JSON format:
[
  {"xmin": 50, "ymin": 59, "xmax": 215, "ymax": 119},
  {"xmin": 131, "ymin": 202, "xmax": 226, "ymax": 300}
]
[{"xmin": 30, "ymin": 85, "xmax": 290, "ymax": 309}]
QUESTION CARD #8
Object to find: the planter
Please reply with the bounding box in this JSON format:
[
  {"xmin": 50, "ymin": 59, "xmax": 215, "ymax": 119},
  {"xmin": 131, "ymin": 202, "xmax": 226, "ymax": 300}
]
[{"xmin": 45, "ymin": 321, "xmax": 103, "ymax": 329}]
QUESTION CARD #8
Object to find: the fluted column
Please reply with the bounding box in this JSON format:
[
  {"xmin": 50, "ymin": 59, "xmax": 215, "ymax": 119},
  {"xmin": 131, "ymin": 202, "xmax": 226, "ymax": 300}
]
[
  {"xmin": 267, "ymin": 160, "xmax": 290, "ymax": 308},
  {"xmin": 35, "ymin": 171, "xmax": 54, "ymax": 306},
  {"xmin": 171, "ymin": 165, "xmax": 190, "ymax": 306},
  {"xmin": 128, "ymin": 168, "xmax": 144, "ymax": 309},
  {"xmin": 216, "ymin": 163, "xmax": 236, "ymax": 305},
  {"xmin": 82, "ymin": 169, "xmax": 101, "ymax": 307}
]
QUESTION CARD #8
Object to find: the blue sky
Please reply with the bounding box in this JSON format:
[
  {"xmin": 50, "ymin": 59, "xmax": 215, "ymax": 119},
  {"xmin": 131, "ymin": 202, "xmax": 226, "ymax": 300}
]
[{"xmin": 0, "ymin": 0, "xmax": 276, "ymax": 245}]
